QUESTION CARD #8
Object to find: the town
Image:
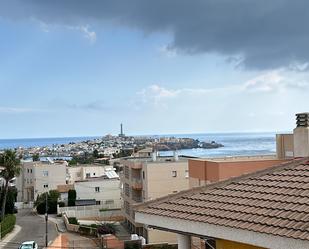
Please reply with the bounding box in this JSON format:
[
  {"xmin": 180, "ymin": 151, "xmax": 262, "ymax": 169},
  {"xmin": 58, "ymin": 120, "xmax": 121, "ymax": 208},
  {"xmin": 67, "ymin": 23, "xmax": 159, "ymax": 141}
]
[
  {"xmin": 5, "ymin": 125, "xmax": 223, "ymax": 162},
  {"xmin": 0, "ymin": 113, "xmax": 308, "ymax": 249}
]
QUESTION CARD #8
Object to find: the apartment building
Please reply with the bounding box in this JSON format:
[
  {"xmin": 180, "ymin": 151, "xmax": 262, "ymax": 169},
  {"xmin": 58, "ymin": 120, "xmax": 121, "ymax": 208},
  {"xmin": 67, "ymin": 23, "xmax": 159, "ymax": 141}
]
[
  {"xmin": 135, "ymin": 158, "xmax": 309, "ymax": 249},
  {"xmin": 120, "ymin": 153, "xmax": 190, "ymax": 243},
  {"xmin": 74, "ymin": 177, "xmax": 121, "ymax": 208},
  {"xmin": 277, "ymin": 112, "xmax": 309, "ymax": 159},
  {"xmin": 188, "ymin": 155, "xmax": 287, "ymax": 188},
  {"xmin": 17, "ymin": 160, "xmax": 67, "ymax": 202}
]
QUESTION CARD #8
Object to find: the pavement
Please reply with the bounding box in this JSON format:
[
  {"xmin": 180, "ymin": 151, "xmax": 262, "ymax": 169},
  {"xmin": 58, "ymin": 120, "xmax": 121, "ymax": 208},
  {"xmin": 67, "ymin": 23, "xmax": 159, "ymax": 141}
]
[
  {"xmin": 7, "ymin": 209, "xmax": 58, "ymax": 248},
  {"xmin": 0, "ymin": 209, "xmax": 100, "ymax": 248},
  {"xmin": 0, "ymin": 225, "xmax": 22, "ymax": 248},
  {"xmin": 38, "ymin": 214, "xmax": 67, "ymax": 233}
]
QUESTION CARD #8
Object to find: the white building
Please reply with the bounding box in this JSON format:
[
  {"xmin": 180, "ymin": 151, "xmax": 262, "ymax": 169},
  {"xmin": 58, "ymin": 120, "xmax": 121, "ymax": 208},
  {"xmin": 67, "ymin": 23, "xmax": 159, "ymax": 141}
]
[
  {"xmin": 66, "ymin": 164, "xmax": 116, "ymax": 184},
  {"xmin": 74, "ymin": 177, "xmax": 121, "ymax": 208},
  {"xmin": 17, "ymin": 160, "xmax": 67, "ymax": 202}
]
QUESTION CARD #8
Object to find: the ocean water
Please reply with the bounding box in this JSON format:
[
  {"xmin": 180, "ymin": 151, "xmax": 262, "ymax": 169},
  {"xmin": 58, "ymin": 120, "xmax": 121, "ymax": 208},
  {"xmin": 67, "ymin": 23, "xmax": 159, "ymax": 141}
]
[
  {"xmin": 0, "ymin": 132, "xmax": 276, "ymax": 158},
  {"xmin": 158, "ymin": 132, "xmax": 276, "ymax": 158}
]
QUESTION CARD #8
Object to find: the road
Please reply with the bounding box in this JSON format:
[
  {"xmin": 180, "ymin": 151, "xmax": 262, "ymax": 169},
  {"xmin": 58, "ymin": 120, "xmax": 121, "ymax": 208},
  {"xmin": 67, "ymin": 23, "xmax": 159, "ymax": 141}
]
[{"xmin": 9, "ymin": 209, "xmax": 58, "ymax": 248}]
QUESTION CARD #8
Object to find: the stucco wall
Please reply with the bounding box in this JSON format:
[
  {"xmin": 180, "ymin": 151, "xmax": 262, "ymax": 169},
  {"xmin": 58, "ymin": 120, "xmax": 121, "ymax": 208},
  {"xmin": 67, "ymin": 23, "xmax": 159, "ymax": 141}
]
[
  {"xmin": 144, "ymin": 161, "xmax": 189, "ymax": 200},
  {"xmin": 75, "ymin": 178, "xmax": 121, "ymax": 205},
  {"xmin": 217, "ymin": 159, "xmax": 286, "ymax": 180},
  {"xmin": 189, "ymin": 158, "xmax": 287, "ymax": 186}
]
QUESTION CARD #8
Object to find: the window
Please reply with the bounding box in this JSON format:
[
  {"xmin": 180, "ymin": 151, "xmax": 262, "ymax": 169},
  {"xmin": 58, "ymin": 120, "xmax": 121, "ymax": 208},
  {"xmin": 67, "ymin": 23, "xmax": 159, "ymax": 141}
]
[
  {"xmin": 86, "ymin": 173, "xmax": 90, "ymax": 178},
  {"xmin": 27, "ymin": 169, "xmax": 29, "ymax": 173},
  {"xmin": 43, "ymin": 171, "xmax": 48, "ymax": 177},
  {"xmin": 96, "ymin": 201, "xmax": 101, "ymax": 205},
  {"xmin": 95, "ymin": 187, "xmax": 100, "ymax": 192},
  {"xmin": 93, "ymin": 173, "xmax": 96, "ymax": 176},
  {"xmin": 43, "ymin": 184, "xmax": 48, "ymax": 188},
  {"xmin": 172, "ymin": 171, "xmax": 177, "ymax": 177},
  {"xmin": 142, "ymin": 171, "xmax": 145, "ymax": 179},
  {"xmin": 185, "ymin": 170, "xmax": 189, "ymax": 178}
]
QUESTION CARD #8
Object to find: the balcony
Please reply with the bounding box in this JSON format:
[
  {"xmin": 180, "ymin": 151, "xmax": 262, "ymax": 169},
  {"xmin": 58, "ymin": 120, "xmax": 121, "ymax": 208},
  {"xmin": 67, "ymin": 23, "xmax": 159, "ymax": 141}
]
[
  {"xmin": 132, "ymin": 195, "xmax": 143, "ymax": 203},
  {"xmin": 127, "ymin": 161, "xmax": 143, "ymax": 170},
  {"xmin": 131, "ymin": 178, "xmax": 143, "ymax": 190}
]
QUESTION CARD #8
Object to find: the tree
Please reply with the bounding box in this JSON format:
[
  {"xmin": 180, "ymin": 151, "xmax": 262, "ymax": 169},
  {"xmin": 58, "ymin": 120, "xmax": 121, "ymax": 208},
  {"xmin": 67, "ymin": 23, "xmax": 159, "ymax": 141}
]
[
  {"xmin": 68, "ymin": 189, "xmax": 76, "ymax": 207},
  {"xmin": 35, "ymin": 190, "xmax": 60, "ymax": 214},
  {"xmin": 0, "ymin": 150, "xmax": 21, "ymax": 221},
  {"xmin": 93, "ymin": 149, "xmax": 99, "ymax": 158},
  {"xmin": 32, "ymin": 153, "xmax": 40, "ymax": 162}
]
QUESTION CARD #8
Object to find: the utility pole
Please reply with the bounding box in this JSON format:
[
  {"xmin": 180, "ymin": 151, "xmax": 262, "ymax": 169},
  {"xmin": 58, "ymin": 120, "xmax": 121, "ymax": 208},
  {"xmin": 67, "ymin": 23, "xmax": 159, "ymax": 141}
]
[{"xmin": 45, "ymin": 193, "xmax": 48, "ymax": 247}]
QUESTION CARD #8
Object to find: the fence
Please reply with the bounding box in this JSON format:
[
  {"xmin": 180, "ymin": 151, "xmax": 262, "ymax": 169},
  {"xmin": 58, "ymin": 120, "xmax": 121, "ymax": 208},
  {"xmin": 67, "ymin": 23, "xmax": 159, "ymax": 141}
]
[
  {"xmin": 15, "ymin": 201, "xmax": 34, "ymax": 209},
  {"xmin": 58, "ymin": 201, "xmax": 122, "ymax": 219}
]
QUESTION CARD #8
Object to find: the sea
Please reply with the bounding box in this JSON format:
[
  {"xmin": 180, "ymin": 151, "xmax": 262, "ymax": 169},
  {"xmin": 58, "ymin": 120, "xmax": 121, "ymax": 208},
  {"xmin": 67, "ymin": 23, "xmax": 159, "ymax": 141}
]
[{"xmin": 0, "ymin": 132, "xmax": 278, "ymax": 158}]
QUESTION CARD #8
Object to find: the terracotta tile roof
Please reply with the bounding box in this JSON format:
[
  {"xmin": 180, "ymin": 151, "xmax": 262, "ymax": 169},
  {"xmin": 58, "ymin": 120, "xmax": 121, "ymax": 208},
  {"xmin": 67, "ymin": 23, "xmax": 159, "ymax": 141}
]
[
  {"xmin": 136, "ymin": 158, "xmax": 309, "ymax": 240},
  {"xmin": 57, "ymin": 184, "xmax": 74, "ymax": 193}
]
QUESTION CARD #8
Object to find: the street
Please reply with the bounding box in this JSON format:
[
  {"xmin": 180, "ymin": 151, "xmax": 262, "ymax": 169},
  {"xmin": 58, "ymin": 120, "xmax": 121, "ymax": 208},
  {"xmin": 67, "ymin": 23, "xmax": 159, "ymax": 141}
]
[{"xmin": 9, "ymin": 209, "xmax": 58, "ymax": 248}]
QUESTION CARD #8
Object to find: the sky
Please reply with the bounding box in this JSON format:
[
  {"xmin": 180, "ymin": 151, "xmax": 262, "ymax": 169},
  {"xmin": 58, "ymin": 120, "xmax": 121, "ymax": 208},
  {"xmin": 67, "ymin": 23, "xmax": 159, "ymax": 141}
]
[{"xmin": 1, "ymin": 0, "xmax": 309, "ymax": 138}]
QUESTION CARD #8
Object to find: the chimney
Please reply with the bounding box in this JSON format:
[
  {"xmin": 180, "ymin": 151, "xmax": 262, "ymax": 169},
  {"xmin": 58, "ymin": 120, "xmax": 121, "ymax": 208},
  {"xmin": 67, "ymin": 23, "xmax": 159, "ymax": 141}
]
[
  {"xmin": 293, "ymin": 113, "xmax": 309, "ymax": 157},
  {"xmin": 173, "ymin": 151, "xmax": 179, "ymax": 161}
]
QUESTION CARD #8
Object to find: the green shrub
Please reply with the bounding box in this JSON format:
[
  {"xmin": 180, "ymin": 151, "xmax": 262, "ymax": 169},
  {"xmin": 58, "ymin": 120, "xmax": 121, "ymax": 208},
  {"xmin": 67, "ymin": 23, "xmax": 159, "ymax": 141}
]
[
  {"xmin": 0, "ymin": 214, "xmax": 16, "ymax": 238},
  {"xmin": 68, "ymin": 190, "xmax": 76, "ymax": 207},
  {"xmin": 68, "ymin": 217, "xmax": 79, "ymax": 225},
  {"xmin": 79, "ymin": 225, "xmax": 97, "ymax": 236},
  {"xmin": 58, "ymin": 201, "xmax": 65, "ymax": 207},
  {"xmin": 35, "ymin": 191, "xmax": 60, "ymax": 214},
  {"xmin": 97, "ymin": 223, "xmax": 119, "ymax": 235}
]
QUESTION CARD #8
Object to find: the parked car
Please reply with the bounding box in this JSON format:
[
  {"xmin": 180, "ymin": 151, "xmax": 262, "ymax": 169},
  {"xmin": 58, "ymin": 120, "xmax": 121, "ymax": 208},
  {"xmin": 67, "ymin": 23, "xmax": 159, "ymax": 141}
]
[{"xmin": 19, "ymin": 241, "xmax": 38, "ymax": 249}]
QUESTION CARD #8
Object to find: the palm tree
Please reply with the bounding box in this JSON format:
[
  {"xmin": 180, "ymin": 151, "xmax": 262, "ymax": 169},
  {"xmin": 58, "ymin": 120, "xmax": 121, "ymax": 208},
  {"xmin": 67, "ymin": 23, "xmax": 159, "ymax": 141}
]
[{"xmin": 0, "ymin": 150, "xmax": 21, "ymax": 221}]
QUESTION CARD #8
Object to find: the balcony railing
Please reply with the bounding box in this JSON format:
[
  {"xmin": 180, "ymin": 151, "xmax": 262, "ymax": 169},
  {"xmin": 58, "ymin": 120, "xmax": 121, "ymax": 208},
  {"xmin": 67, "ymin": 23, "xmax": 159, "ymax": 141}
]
[{"xmin": 131, "ymin": 178, "xmax": 143, "ymax": 190}]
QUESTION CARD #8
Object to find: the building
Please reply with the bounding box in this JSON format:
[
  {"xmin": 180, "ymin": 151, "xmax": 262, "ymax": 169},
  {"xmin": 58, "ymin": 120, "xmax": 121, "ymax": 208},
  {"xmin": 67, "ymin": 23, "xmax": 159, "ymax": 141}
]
[
  {"xmin": 17, "ymin": 160, "xmax": 67, "ymax": 202},
  {"xmin": 120, "ymin": 153, "xmax": 191, "ymax": 243},
  {"xmin": 66, "ymin": 164, "xmax": 117, "ymax": 184},
  {"xmin": 135, "ymin": 158, "xmax": 309, "ymax": 249},
  {"xmin": 188, "ymin": 156, "xmax": 287, "ymax": 188},
  {"xmin": 277, "ymin": 112, "xmax": 309, "ymax": 159},
  {"xmin": 119, "ymin": 123, "xmax": 125, "ymax": 137},
  {"xmin": 74, "ymin": 177, "xmax": 121, "ymax": 208},
  {"xmin": 57, "ymin": 184, "xmax": 74, "ymax": 205}
]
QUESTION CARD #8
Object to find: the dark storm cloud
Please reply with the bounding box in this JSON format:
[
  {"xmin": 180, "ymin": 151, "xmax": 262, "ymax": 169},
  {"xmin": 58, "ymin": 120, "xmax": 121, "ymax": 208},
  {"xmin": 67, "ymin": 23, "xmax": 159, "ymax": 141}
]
[{"xmin": 2, "ymin": 0, "xmax": 309, "ymax": 69}]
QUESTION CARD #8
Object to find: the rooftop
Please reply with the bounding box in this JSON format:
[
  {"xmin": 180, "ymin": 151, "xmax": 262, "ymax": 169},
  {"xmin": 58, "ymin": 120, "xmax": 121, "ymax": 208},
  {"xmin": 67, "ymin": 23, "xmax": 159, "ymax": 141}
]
[
  {"xmin": 75, "ymin": 176, "xmax": 119, "ymax": 183},
  {"xmin": 57, "ymin": 184, "xmax": 74, "ymax": 193},
  {"xmin": 136, "ymin": 158, "xmax": 309, "ymax": 241},
  {"xmin": 121, "ymin": 155, "xmax": 192, "ymax": 164},
  {"xmin": 191, "ymin": 155, "xmax": 278, "ymax": 162}
]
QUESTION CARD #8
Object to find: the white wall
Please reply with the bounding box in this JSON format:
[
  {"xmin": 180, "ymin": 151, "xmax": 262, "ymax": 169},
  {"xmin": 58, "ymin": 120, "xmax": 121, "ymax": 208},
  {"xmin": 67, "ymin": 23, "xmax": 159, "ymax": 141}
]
[{"xmin": 75, "ymin": 178, "xmax": 121, "ymax": 206}]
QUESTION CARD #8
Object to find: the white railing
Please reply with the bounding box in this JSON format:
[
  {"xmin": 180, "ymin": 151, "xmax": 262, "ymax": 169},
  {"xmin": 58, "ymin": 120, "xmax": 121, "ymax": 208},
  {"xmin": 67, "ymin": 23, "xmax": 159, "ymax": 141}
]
[{"xmin": 58, "ymin": 200, "xmax": 122, "ymax": 219}]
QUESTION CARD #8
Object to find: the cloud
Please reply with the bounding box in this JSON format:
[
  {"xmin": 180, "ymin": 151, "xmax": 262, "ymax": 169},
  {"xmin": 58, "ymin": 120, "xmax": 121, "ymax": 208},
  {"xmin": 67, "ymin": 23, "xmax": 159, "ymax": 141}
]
[
  {"xmin": 66, "ymin": 25, "xmax": 97, "ymax": 43},
  {"xmin": 2, "ymin": 1, "xmax": 309, "ymax": 69},
  {"xmin": 244, "ymin": 71, "xmax": 309, "ymax": 92},
  {"xmin": 76, "ymin": 25, "xmax": 97, "ymax": 44},
  {"xmin": 66, "ymin": 101, "xmax": 105, "ymax": 111},
  {"xmin": 136, "ymin": 84, "xmax": 239, "ymax": 108},
  {"xmin": 0, "ymin": 107, "xmax": 40, "ymax": 113}
]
